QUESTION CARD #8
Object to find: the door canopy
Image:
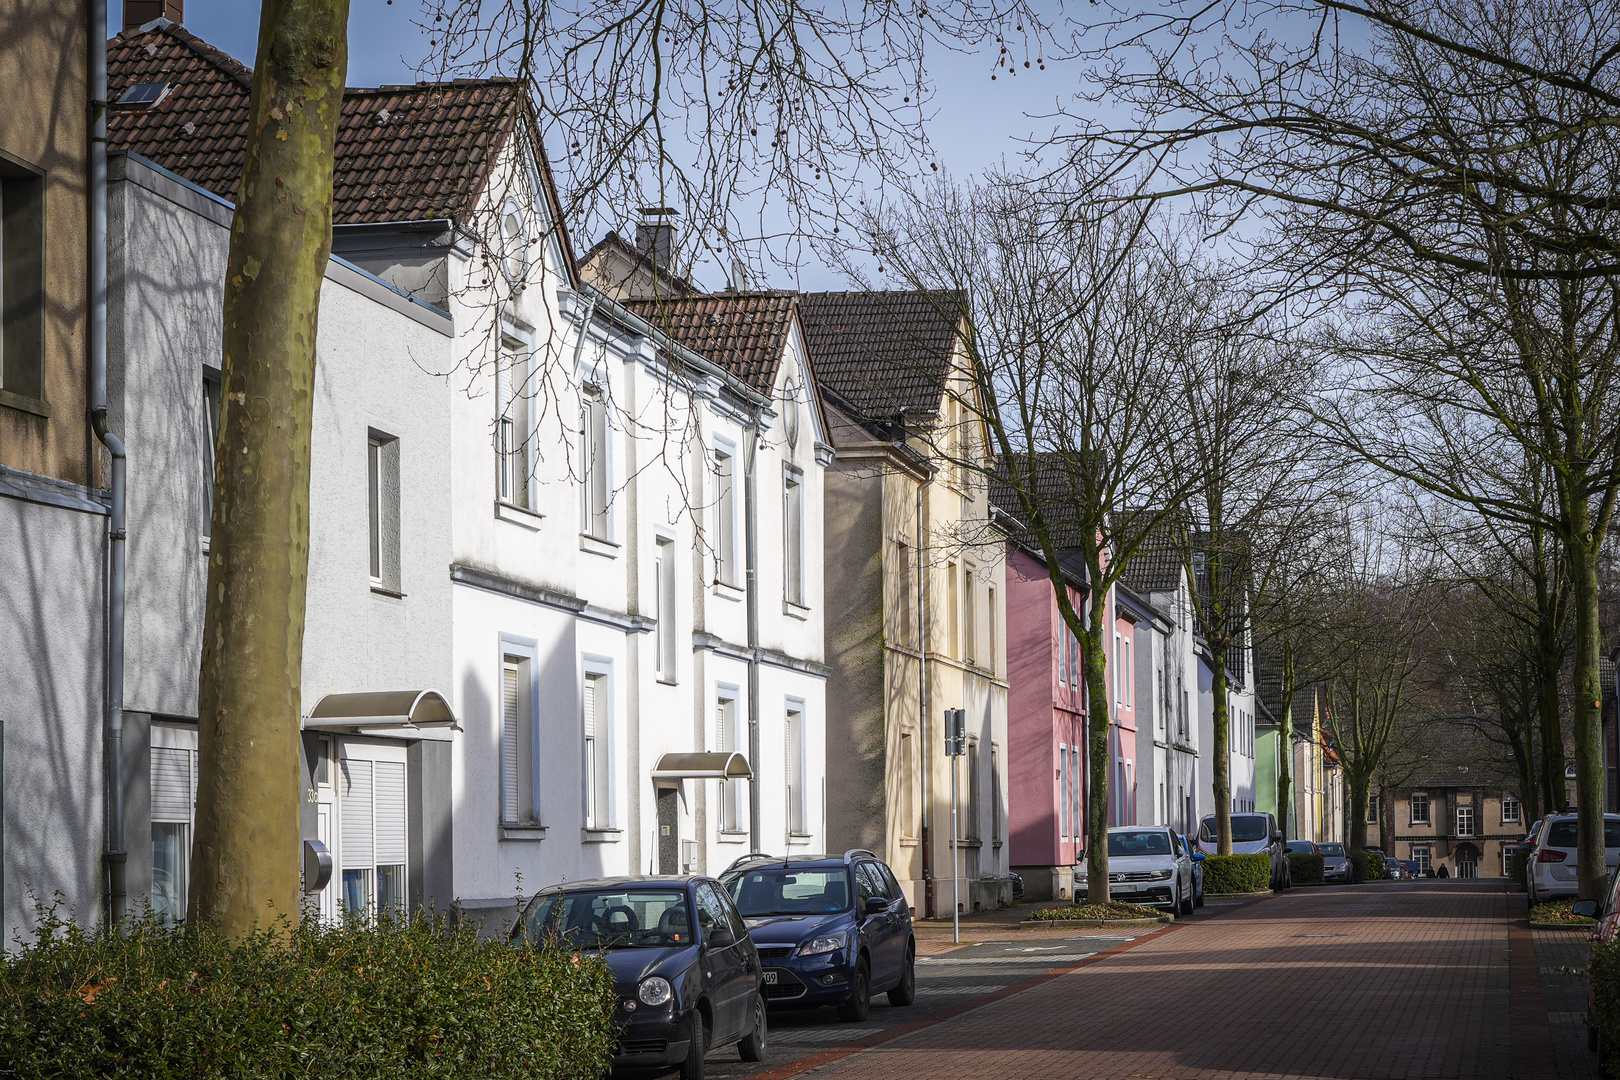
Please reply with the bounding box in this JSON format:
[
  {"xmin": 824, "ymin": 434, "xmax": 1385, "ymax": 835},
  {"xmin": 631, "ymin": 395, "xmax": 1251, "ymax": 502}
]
[
  {"xmin": 651, "ymin": 751, "xmax": 754, "ymax": 785},
  {"xmin": 303, "ymin": 689, "xmax": 461, "ymax": 742}
]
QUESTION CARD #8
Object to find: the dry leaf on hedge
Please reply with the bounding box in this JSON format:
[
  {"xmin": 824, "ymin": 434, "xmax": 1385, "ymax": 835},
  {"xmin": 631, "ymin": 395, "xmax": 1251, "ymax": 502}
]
[{"xmin": 77, "ymin": 978, "xmax": 116, "ymax": 1003}]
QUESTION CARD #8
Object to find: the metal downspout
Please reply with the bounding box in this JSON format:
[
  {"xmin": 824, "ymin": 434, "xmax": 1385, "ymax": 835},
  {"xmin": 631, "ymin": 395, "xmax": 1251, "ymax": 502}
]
[
  {"xmin": 917, "ymin": 472, "xmax": 931, "ymax": 918},
  {"xmin": 745, "ymin": 418, "xmax": 761, "ymax": 851},
  {"xmin": 89, "ymin": 0, "xmax": 128, "ymax": 925}
]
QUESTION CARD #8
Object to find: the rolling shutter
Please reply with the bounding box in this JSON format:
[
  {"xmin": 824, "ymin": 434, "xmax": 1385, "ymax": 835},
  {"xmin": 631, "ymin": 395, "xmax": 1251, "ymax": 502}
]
[
  {"xmin": 502, "ymin": 661, "xmax": 521, "ymax": 820},
  {"xmin": 342, "ymin": 760, "xmax": 374, "ymax": 868},
  {"xmin": 151, "ymin": 747, "xmax": 194, "ymax": 822},
  {"xmin": 374, "ymin": 761, "xmax": 407, "ymax": 865}
]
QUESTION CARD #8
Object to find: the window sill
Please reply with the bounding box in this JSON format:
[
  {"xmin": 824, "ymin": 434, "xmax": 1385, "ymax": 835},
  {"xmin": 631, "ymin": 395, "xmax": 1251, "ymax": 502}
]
[
  {"xmin": 370, "ymin": 584, "xmax": 406, "ymax": 599},
  {"xmin": 898, "ymin": 837, "xmax": 920, "ymax": 847},
  {"xmin": 711, "ymin": 580, "xmax": 745, "ymax": 602},
  {"xmin": 579, "ymin": 533, "xmax": 620, "ymax": 558},
  {"xmin": 500, "ymin": 824, "xmax": 547, "ymax": 841},
  {"xmin": 582, "ymin": 827, "xmax": 623, "ymax": 843},
  {"xmin": 655, "ymin": 676, "xmax": 679, "ymax": 687},
  {"xmin": 787, "ymin": 833, "xmax": 813, "ymax": 846},
  {"xmin": 783, "ymin": 600, "xmax": 811, "ymax": 621},
  {"xmin": 0, "ymin": 389, "xmax": 51, "ymax": 418},
  {"xmin": 495, "ymin": 500, "xmax": 544, "ymax": 529},
  {"xmin": 717, "ymin": 830, "xmax": 749, "ymax": 844}
]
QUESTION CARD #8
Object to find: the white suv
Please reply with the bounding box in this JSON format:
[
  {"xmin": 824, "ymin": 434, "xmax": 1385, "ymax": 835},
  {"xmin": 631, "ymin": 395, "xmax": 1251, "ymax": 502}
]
[
  {"xmin": 1527, "ymin": 812, "xmax": 1620, "ymax": 904},
  {"xmin": 1198, "ymin": 812, "xmax": 1290, "ymax": 890},
  {"xmin": 1076, "ymin": 826, "xmax": 1198, "ymax": 915}
]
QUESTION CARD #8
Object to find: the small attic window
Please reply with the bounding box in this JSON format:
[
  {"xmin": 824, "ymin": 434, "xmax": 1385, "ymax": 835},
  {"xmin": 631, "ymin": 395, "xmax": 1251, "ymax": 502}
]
[
  {"xmin": 112, "ymin": 82, "xmax": 172, "ymax": 111},
  {"xmin": 783, "ymin": 378, "xmax": 801, "ymax": 449},
  {"xmin": 500, "ymin": 203, "xmax": 528, "ymax": 286}
]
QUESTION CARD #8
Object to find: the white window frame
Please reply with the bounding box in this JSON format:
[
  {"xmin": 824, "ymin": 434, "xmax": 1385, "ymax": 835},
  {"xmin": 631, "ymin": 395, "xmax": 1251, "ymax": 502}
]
[
  {"xmin": 654, "ymin": 532, "xmax": 678, "ymax": 681},
  {"xmin": 499, "ymin": 199, "xmax": 529, "ymax": 286},
  {"xmin": 497, "ymin": 331, "xmax": 535, "ymax": 511},
  {"xmin": 786, "ymin": 697, "xmax": 808, "ymax": 837},
  {"xmin": 964, "ymin": 562, "xmax": 978, "ymax": 666},
  {"xmin": 581, "ymin": 381, "xmax": 611, "ymax": 539},
  {"xmin": 1059, "ymin": 743, "xmax": 1071, "ymax": 840},
  {"xmin": 1456, "ymin": 805, "xmax": 1475, "ymax": 838},
  {"xmin": 582, "ymin": 658, "xmax": 616, "ymax": 831},
  {"xmin": 1412, "ymin": 844, "xmax": 1431, "ymax": 875},
  {"xmin": 783, "ymin": 465, "xmax": 805, "ymax": 607},
  {"xmin": 1502, "ymin": 793, "xmax": 1521, "ymax": 824},
  {"xmin": 499, "ymin": 634, "xmax": 541, "ymax": 826},
  {"xmin": 367, "ymin": 429, "xmax": 400, "ymax": 591},
  {"xmin": 201, "ymin": 370, "xmax": 221, "ymax": 540},
  {"xmin": 151, "ymin": 722, "xmax": 199, "ymax": 924},
  {"xmin": 988, "ymin": 584, "xmax": 998, "ymax": 673},
  {"xmin": 336, "ymin": 739, "xmax": 410, "ymax": 919},
  {"xmin": 947, "ymin": 560, "xmax": 959, "ymax": 658},
  {"xmin": 899, "ymin": 728, "xmax": 918, "ymax": 839},
  {"xmin": 1410, "ymin": 791, "xmax": 1430, "ymax": 825},
  {"xmin": 716, "ymin": 684, "xmax": 746, "ymax": 835},
  {"xmin": 713, "ymin": 440, "xmax": 738, "ymax": 585}
]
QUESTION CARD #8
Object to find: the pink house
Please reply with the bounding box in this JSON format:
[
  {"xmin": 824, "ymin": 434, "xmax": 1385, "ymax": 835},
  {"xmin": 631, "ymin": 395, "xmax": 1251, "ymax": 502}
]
[{"xmin": 1005, "ymin": 537, "xmax": 1141, "ymax": 902}]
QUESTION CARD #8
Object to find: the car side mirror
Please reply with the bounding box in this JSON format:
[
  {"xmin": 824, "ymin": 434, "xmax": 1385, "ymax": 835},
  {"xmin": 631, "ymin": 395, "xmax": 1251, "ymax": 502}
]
[
  {"xmin": 707, "ymin": 925, "xmax": 736, "ymax": 949},
  {"xmin": 1193, "ymin": 851, "xmax": 1206, "ymax": 862},
  {"xmin": 865, "ymin": 896, "xmax": 890, "ymax": 914},
  {"xmin": 1573, "ymin": 899, "xmax": 1601, "ymax": 920}
]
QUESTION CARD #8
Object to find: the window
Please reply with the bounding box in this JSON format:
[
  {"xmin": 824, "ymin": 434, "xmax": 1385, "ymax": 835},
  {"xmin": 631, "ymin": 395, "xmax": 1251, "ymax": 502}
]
[
  {"xmin": 783, "ymin": 467, "xmax": 804, "ymax": 605},
  {"xmin": 1410, "ymin": 791, "xmax": 1430, "ymax": 825},
  {"xmin": 964, "ymin": 563, "xmax": 978, "ymax": 665},
  {"xmin": 1057, "ymin": 622, "xmax": 1068, "ymax": 688},
  {"xmin": 500, "ymin": 203, "xmax": 527, "ymax": 284},
  {"xmin": 895, "ymin": 540, "xmax": 914, "ymax": 646},
  {"xmin": 1125, "ymin": 639, "xmax": 1133, "ymax": 707},
  {"xmin": 1071, "ymin": 744, "xmax": 1083, "ymax": 839},
  {"xmin": 717, "ymin": 690, "xmax": 743, "ymax": 833},
  {"xmin": 1368, "ymin": 798, "xmax": 1379, "ymax": 824},
  {"xmin": 338, "ymin": 743, "xmax": 408, "ymax": 918},
  {"xmin": 966, "ymin": 737, "xmax": 982, "ymax": 841},
  {"xmin": 1503, "ymin": 794, "xmax": 1521, "ymax": 824},
  {"xmin": 947, "ymin": 561, "xmax": 959, "ymax": 657},
  {"xmin": 988, "ymin": 586, "xmax": 998, "ymax": 671},
  {"xmin": 1412, "ymin": 845, "xmax": 1431, "ymax": 876},
  {"xmin": 583, "ymin": 669, "xmax": 612, "ymax": 828},
  {"xmin": 367, "ymin": 431, "xmax": 400, "ymax": 590},
  {"xmin": 0, "ymin": 152, "xmax": 45, "ymax": 408},
  {"xmin": 582, "ymin": 384, "xmax": 609, "ymax": 538},
  {"xmin": 900, "ymin": 730, "xmax": 917, "ymax": 837},
  {"xmin": 714, "ymin": 448, "xmax": 736, "ymax": 584},
  {"xmin": 498, "ymin": 335, "xmax": 533, "ymax": 510},
  {"xmin": 1059, "ymin": 744, "xmax": 1071, "ymax": 840},
  {"xmin": 1114, "ymin": 633, "xmax": 1123, "ymax": 705},
  {"xmin": 1501, "ymin": 847, "xmax": 1513, "ymax": 877},
  {"xmin": 1069, "ymin": 629, "xmax": 1080, "ymax": 689},
  {"xmin": 150, "ymin": 724, "xmax": 198, "ymax": 924},
  {"xmin": 991, "ymin": 742, "xmax": 1002, "ymax": 847},
  {"xmin": 654, "ymin": 536, "xmax": 677, "ymax": 680},
  {"xmin": 500, "ymin": 652, "xmax": 536, "ymax": 825},
  {"xmin": 1456, "ymin": 805, "xmax": 1475, "ymax": 838},
  {"xmin": 201, "ymin": 373, "xmax": 221, "ymax": 538},
  {"xmin": 786, "ymin": 702, "xmax": 807, "ymax": 835}
]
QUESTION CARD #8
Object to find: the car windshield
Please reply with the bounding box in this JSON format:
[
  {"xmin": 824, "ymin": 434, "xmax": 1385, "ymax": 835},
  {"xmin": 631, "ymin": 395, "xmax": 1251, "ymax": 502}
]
[
  {"xmin": 519, "ymin": 889, "xmax": 692, "ymax": 950},
  {"xmin": 1319, "ymin": 844, "xmax": 1345, "ymax": 856},
  {"xmin": 1201, "ymin": 815, "xmax": 1269, "ymax": 843},
  {"xmin": 1285, "ymin": 842, "xmax": 1314, "ymax": 854},
  {"xmin": 1546, "ymin": 819, "xmax": 1620, "ymax": 848},
  {"xmin": 1108, "ymin": 830, "xmax": 1171, "ymax": 856},
  {"xmin": 723, "ymin": 868, "xmax": 853, "ymax": 917}
]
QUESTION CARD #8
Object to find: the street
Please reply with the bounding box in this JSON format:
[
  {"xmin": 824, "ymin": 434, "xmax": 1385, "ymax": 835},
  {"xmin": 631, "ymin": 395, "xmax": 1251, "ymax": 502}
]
[{"xmin": 698, "ymin": 881, "xmax": 1594, "ymax": 1080}]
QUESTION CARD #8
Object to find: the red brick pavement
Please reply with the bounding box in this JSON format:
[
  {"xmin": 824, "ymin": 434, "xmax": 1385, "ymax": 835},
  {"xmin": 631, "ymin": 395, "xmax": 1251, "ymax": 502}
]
[{"xmin": 762, "ymin": 881, "xmax": 1526, "ymax": 1080}]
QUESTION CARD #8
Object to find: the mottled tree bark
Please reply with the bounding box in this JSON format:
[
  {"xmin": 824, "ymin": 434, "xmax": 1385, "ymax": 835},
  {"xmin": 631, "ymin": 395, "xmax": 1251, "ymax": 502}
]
[{"xmin": 190, "ymin": 0, "xmax": 350, "ymax": 936}]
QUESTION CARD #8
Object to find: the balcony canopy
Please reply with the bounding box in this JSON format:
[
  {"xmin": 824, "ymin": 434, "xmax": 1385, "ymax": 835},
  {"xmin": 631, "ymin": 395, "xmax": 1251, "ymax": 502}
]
[{"xmin": 302, "ymin": 690, "xmax": 461, "ymax": 742}]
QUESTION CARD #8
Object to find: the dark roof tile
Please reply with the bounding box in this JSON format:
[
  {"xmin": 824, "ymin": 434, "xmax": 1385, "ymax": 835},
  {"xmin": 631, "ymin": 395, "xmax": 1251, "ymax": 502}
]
[
  {"xmin": 798, "ymin": 291, "xmax": 961, "ymax": 426},
  {"xmin": 622, "ymin": 293, "xmax": 797, "ymax": 394}
]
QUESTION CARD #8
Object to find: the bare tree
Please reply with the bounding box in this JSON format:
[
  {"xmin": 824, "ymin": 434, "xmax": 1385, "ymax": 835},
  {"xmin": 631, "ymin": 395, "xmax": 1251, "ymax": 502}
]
[
  {"xmin": 848, "ymin": 168, "xmax": 1203, "ymax": 900},
  {"xmin": 191, "ymin": 0, "xmax": 352, "ymax": 936}
]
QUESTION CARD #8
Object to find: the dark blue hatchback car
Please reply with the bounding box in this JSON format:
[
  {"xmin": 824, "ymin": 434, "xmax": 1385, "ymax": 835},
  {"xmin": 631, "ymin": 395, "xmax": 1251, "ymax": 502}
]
[{"xmin": 719, "ymin": 850, "xmax": 916, "ymax": 1021}]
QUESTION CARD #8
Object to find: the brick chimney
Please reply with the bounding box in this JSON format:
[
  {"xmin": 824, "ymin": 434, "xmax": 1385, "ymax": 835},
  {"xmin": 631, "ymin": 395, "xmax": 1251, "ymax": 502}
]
[
  {"xmin": 124, "ymin": 0, "xmax": 183, "ymax": 31},
  {"xmin": 635, "ymin": 207, "xmax": 677, "ymax": 268}
]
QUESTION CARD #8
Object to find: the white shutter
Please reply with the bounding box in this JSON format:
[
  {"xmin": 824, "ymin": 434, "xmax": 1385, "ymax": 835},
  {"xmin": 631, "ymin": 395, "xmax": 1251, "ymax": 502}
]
[
  {"xmin": 374, "ymin": 761, "xmax": 407, "ymax": 865},
  {"xmin": 583, "ymin": 673, "xmax": 598, "ymax": 739},
  {"xmin": 502, "ymin": 661, "xmax": 521, "ymax": 820},
  {"xmin": 342, "ymin": 760, "xmax": 374, "ymax": 868},
  {"xmin": 151, "ymin": 747, "xmax": 194, "ymax": 822}
]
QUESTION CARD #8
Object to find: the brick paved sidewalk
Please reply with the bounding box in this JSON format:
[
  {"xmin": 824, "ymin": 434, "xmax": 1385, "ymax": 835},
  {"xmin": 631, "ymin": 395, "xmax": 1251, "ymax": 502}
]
[{"xmin": 768, "ymin": 881, "xmax": 1528, "ymax": 1080}]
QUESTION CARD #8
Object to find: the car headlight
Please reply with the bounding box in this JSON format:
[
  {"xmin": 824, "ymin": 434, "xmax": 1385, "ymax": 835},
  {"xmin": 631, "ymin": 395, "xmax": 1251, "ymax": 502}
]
[
  {"xmin": 638, "ymin": 976, "xmax": 673, "ymax": 1006},
  {"xmin": 1150, "ymin": 869, "xmax": 1174, "ymax": 881},
  {"xmin": 799, "ymin": 934, "xmax": 846, "ymax": 957}
]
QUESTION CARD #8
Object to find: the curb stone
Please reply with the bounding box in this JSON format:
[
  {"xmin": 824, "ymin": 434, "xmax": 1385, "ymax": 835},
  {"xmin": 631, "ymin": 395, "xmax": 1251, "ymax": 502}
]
[{"xmin": 1020, "ymin": 915, "xmax": 1173, "ymax": 928}]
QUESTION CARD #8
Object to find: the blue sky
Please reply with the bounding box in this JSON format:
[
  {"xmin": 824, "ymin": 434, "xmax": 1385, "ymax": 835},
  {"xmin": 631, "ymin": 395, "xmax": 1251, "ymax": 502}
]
[{"xmin": 120, "ymin": 2, "xmax": 1101, "ymax": 288}]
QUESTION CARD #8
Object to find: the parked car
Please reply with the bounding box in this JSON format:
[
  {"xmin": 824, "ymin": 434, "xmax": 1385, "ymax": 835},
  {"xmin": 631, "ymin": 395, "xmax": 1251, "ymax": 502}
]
[
  {"xmin": 1199, "ymin": 812, "xmax": 1291, "ymax": 890},
  {"xmin": 1008, "ymin": 870, "xmax": 1025, "ymax": 902},
  {"xmin": 1527, "ymin": 812, "xmax": 1620, "ymax": 904},
  {"xmin": 1284, "ymin": 840, "xmax": 1321, "ymax": 857},
  {"xmin": 1572, "ymin": 866, "xmax": 1620, "ymax": 1068},
  {"xmin": 1085, "ymin": 825, "xmax": 1197, "ymax": 914},
  {"xmin": 512, "ymin": 875, "xmax": 766, "ymax": 1079},
  {"xmin": 1179, "ymin": 833, "xmax": 1206, "ymax": 908},
  {"xmin": 1317, "ymin": 842, "xmax": 1351, "ymax": 883},
  {"xmin": 1401, "ymin": 860, "xmax": 1419, "ymax": 879},
  {"xmin": 720, "ymin": 850, "xmax": 916, "ymax": 1022},
  {"xmin": 1381, "ymin": 854, "xmax": 1406, "ymax": 880}
]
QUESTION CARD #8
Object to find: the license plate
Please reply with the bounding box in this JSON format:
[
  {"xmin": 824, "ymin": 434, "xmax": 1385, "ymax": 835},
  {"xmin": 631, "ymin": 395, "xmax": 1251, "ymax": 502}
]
[{"xmin": 762, "ymin": 971, "xmax": 778, "ymax": 984}]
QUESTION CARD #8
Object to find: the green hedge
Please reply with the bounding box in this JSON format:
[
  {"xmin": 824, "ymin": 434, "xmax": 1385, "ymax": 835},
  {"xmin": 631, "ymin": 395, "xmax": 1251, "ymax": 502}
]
[
  {"xmin": 1590, "ymin": 936, "xmax": 1620, "ymax": 1077},
  {"xmin": 1366, "ymin": 851, "xmax": 1387, "ymax": 879},
  {"xmin": 1203, "ymin": 853, "xmax": 1271, "ymax": 893},
  {"xmin": 0, "ymin": 907, "xmax": 617, "ymax": 1079},
  {"xmin": 1288, "ymin": 853, "xmax": 1325, "ymax": 885}
]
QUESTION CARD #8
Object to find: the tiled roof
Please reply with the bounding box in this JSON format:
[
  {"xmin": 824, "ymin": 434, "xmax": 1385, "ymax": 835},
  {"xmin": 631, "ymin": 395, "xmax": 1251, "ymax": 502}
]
[
  {"xmin": 1121, "ymin": 547, "xmax": 1183, "ymax": 593},
  {"xmin": 107, "ymin": 23, "xmax": 526, "ymax": 225},
  {"xmin": 798, "ymin": 291, "xmax": 961, "ymax": 426},
  {"xmin": 622, "ymin": 293, "xmax": 797, "ymax": 395}
]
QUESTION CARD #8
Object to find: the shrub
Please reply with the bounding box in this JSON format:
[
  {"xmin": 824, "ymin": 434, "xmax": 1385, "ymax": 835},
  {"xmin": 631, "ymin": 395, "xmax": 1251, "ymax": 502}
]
[
  {"xmin": 1026, "ymin": 900, "xmax": 1163, "ymax": 921},
  {"xmin": 1529, "ymin": 898, "xmax": 1598, "ymax": 926},
  {"xmin": 0, "ymin": 906, "xmax": 618, "ymax": 1079},
  {"xmin": 1590, "ymin": 936, "xmax": 1620, "ymax": 1076},
  {"xmin": 1365, "ymin": 851, "xmax": 1387, "ymax": 880},
  {"xmin": 1288, "ymin": 853, "xmax": 1326, "ymax": 885},
  {"xmin": 1202, "ymin": 853, "xmax": 1271, "ymax": 893},
  {"xmin": 1349, "ymin": 852, "xmax": 1369, "ymax": 883}
]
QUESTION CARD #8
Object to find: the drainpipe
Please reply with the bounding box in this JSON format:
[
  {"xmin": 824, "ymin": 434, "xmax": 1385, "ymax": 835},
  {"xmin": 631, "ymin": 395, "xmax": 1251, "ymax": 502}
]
[
  {"xmin": 89, "ymin": 0, "xmax": 128, "ymax": 925},
  {"xmin": 744, "ymin": 416, "xmax": 761, "ymax": 851},
  {"xmin": 916, "ymin": 462, "xmax": 932, "ymax": 918}
]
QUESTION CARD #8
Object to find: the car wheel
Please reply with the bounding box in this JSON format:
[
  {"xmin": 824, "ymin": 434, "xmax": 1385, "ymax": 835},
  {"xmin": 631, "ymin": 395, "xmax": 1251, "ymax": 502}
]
[
  {"xmin": 1195, "ymin": 882, "xmax": 1205, "ymax": 909},
  {"xmin": 1180, "ymin": 880, "xmax": 1195, "ymax": 916},
  {"xmin": 887, "ymin": 943, "xmax": 917, "ymax": 1007},
  {"xmin": 681, "ymin": 1014, "xmax": 707, "ymax": 1080},
  {"xmin": 837, "ymin": 959, "xmax": 871, "ymax": 1022},
  {"xmin": 738, "ymin": 995, "xmax": 767, "ymax": 1062}
]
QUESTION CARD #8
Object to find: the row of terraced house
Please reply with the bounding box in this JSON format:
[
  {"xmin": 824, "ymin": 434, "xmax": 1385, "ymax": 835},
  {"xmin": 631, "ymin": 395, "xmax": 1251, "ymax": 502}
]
[{"xmin": 0, "ymin": 0, "xmax": 1346, "ymax": 939}]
